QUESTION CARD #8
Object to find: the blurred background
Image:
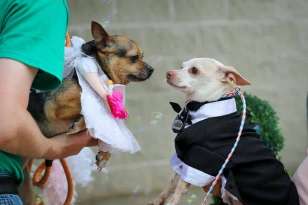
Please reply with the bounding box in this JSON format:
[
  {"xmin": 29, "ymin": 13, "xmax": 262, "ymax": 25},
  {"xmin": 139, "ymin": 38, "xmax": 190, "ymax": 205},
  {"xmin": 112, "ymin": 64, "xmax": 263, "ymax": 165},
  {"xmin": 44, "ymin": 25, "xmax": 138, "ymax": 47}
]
[{"xmin": 68, "ymin": 0, "xmax": 308, "ymax": 204}]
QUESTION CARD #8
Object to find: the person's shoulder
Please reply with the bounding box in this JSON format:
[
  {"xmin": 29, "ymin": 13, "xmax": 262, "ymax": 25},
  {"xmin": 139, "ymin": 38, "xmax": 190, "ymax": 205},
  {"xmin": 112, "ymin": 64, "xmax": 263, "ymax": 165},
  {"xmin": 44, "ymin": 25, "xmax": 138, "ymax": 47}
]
[{"xmin": 11, "ymin": 0, "xmax": 69, "ymax": 21}]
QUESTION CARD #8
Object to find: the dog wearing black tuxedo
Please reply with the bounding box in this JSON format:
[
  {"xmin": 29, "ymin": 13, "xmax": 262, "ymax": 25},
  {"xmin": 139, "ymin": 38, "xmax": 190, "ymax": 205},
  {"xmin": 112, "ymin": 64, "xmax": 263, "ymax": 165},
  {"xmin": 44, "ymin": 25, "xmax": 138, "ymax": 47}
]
[{"xmin": 149, "ymin": 58, "xmax": 299, "ymax": 205}]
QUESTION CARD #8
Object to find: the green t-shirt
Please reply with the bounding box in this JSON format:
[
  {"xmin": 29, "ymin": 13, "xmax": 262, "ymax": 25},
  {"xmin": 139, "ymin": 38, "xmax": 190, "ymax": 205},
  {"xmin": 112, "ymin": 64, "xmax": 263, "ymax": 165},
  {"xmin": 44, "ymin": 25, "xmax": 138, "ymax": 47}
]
[{"xmin": 0, "ymin": 0, "xmax": 69, "ymax": 184}]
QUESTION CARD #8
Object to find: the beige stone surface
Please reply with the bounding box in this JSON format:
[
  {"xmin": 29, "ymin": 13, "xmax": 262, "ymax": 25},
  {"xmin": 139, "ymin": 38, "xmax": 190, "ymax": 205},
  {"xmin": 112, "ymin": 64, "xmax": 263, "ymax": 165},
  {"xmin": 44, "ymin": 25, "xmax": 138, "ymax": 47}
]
[
  {"xmin": 228, "ymin": 0, "xmax": 277, "ymax": 20},
  {"xmin": 68, "ymin": 0, "xmax": 308, "ymax": 203}
]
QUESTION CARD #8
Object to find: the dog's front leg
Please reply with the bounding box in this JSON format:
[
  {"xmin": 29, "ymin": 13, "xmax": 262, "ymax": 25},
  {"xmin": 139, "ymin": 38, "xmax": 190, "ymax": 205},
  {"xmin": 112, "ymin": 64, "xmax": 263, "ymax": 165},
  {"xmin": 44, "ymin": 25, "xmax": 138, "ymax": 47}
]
[
  {"xmin": 148, "ymin": 174, "xmax": 181, "ymax": 205},
  {"xmin": 165, "ymin": 179, "xmax": 190, "ymax": 205}
]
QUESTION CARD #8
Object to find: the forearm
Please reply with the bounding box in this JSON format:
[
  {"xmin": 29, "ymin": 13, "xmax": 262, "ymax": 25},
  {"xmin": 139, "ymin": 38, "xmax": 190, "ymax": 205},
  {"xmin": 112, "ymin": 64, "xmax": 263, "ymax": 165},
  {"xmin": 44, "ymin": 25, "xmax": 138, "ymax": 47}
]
[
  {"xmin": 0, "ymin": 59, "xmax": 97, "ymax": 160},
  {"xmin": 0, "ymin": 105, "xmax": 55, "ymax": 159},
  {"xmin": 0, "ymin": 106, "xmax": 97, "ymax": 160}
]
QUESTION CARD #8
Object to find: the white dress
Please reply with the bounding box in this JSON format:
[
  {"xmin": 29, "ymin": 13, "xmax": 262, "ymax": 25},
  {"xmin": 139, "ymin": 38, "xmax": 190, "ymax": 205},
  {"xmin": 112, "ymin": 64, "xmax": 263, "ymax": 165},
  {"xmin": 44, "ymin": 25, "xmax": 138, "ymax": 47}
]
[{"xmin": 75, "ymin": 56, "xmax": 140, "ymax": 154}]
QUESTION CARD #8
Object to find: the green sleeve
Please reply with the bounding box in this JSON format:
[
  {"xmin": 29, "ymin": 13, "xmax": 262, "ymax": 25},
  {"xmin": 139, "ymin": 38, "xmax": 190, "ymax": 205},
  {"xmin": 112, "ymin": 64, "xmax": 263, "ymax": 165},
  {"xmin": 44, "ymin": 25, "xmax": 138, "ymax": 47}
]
[
  {"xmin": 0, "ymin": 0, "xmax": 69, "ymax": 90},
  {"xmin": 0, "ymin": 0, "xmax": 69, "ymax": 184}
]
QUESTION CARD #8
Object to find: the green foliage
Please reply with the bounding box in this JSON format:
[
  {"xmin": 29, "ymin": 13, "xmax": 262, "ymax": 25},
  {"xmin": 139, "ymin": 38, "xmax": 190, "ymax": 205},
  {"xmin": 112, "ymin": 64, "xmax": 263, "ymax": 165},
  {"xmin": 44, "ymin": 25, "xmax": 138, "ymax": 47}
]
[
  {"xmin": 235, "ymin": 93, "xmax": 284, "ymax": 155},
  {"xmin": 210, "ymin": 93, "xmax": 284, "ymax": 205}
]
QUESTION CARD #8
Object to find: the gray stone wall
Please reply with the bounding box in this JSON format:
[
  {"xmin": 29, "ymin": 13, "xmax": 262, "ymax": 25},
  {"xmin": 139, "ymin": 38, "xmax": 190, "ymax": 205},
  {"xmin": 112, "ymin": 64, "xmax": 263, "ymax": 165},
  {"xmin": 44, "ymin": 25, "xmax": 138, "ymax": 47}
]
[{"xmin": 69, "ymin": 0, "xmax": 308, "ymax": 201}]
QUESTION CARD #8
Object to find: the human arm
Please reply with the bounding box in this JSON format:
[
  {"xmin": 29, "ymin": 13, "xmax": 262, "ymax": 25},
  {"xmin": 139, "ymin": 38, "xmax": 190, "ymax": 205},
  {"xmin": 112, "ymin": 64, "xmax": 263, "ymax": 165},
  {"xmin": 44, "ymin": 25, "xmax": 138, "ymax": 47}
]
[{"xmin": 0, "ymin": 59, "xmax": 97, "ymax": 160}]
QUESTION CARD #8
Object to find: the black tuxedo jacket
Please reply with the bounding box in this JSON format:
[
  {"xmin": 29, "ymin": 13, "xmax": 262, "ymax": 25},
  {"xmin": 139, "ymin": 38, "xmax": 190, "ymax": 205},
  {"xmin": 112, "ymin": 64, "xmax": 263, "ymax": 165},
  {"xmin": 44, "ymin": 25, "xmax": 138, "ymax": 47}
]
[{"xmin": 175, "ymin": 112, "xmax": 299, "ymax": 205}]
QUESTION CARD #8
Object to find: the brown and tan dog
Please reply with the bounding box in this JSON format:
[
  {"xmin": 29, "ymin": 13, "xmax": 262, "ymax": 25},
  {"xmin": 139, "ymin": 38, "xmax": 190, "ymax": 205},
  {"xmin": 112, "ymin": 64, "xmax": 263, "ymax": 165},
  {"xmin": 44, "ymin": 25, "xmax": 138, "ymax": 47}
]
[
  {"xmin": 22, "ymin": 21, "xmax": 153, "ymax": 205},
  {"xmin": 28, "ymin": 21, "xmax": 153, "ymax": 138}
]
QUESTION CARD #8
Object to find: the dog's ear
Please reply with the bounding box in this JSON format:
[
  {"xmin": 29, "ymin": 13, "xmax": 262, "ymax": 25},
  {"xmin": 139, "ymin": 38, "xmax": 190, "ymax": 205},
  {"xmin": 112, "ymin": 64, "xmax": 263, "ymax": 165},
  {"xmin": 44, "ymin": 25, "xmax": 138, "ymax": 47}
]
[
  {"xmin": 81, "ymin": 40, "xmax": 96, "ymax": 56},
  {"xmin": 91, "ymin": 21, "xmax": 109, "ymax": 45},
  {"xmin": 219, "ymin": 65, "xmax": 250, "ymax": 86}
]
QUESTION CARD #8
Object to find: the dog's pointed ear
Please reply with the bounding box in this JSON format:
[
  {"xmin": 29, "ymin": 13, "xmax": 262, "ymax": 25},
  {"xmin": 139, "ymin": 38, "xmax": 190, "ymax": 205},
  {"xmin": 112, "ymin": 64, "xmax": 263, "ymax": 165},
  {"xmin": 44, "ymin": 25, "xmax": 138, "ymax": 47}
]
[
  {"xmin": 219, "ymin": 65, "xmax": 250, "ymax": 86},
  {"xmin": 91, "ymin": 21, "xmax": 109, "ymax": 44}
]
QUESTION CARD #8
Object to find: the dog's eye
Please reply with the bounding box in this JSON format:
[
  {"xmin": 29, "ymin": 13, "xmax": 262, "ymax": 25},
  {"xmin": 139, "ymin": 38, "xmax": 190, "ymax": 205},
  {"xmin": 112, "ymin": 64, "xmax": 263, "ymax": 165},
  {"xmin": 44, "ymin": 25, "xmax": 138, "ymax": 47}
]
[
  {"xmin": 129, "ymin": 55, "xmax": 138, "ymax": 63},
  {"xmin": 116, "ymin": 49, "xmax": 126, "ymax": 57},
  {"xmin": 189, "ymin": 67, "xmax": 199, "ymax": 75}
]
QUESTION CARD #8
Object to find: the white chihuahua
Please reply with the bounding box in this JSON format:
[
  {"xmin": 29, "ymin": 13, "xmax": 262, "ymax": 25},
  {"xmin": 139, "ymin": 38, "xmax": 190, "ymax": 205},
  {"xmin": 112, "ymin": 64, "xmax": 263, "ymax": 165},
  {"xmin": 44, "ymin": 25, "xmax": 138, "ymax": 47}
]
[
  {"xmin": 149, "ymin": 58, "xmax": 300, "ymax": 205},
  {"xmin": 166, "ymin": 58, "xmax": 249, "ymax": 102}
]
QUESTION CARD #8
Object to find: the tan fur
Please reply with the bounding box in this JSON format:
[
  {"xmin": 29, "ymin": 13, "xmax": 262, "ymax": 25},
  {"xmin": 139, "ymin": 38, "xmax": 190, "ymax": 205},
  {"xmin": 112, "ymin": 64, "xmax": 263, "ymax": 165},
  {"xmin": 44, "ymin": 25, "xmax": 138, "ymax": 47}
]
[
  {"xmin": 165, "ymin": 179, "xmax": 190, "ymax": 205},
  {"xmin": 148, "ymin": 174, "xmax": 180, "ymax": 205},
  {"xmin": 44, "ymin": 80, "xmax": 81, "ymax": 122},
  {"xmin": 96, "ymin": 35, "xmax": 145, "ymax": 85}
]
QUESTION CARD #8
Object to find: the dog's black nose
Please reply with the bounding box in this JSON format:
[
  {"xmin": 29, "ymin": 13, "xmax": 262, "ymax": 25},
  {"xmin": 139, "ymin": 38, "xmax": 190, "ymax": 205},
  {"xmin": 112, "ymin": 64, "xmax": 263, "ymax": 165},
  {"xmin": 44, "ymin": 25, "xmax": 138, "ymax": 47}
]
[
  {"xmin": 145, "ymin": 63, "xmax": 154, "ymax": 76},
  {"xmin": 148, "ymin": 67, "xmax": 154, "ymax": 75}
]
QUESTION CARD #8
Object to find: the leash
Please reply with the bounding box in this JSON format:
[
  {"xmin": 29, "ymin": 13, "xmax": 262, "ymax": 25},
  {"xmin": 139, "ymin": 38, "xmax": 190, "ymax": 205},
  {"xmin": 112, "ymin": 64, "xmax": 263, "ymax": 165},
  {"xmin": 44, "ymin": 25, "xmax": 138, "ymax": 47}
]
[
  {"xmin": 31, "ymin": 159, "xmax": 74, "ymax": 205},
  {"xmin": 201, "ymin": 87, "xmax": 247, "ymax": 205},
  {"xmin": 31, "ymin": 32, "xmax": 74, "ymax": 205}
]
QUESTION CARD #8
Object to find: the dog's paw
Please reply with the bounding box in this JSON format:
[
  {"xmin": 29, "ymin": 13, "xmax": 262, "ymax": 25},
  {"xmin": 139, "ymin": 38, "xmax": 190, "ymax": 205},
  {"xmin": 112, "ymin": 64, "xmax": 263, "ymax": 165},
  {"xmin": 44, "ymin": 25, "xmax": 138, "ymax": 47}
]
[{"xmin": 95, "ymin": 151, "xmax": 111, "ymax": 171}]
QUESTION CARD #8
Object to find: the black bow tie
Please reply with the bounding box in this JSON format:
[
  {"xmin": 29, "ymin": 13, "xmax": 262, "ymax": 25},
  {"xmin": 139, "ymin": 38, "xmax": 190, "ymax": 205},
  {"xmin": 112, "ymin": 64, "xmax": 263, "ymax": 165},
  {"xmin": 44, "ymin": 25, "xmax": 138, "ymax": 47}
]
[
  {"xmin": 169, "ymin": 101, "xmax": 204, "ymax": 113},
  {"xmin": 170, "ymin": 97, "xmax": 234, "ymax": 113}
]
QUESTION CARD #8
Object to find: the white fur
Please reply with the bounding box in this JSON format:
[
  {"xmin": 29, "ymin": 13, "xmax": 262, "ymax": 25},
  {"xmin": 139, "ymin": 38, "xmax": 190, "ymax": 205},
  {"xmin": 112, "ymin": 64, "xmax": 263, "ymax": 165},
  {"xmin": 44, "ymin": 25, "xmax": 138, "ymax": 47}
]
[{"xmin": 166, "ymin": 58, "xmax": 235, "ymax": 102}]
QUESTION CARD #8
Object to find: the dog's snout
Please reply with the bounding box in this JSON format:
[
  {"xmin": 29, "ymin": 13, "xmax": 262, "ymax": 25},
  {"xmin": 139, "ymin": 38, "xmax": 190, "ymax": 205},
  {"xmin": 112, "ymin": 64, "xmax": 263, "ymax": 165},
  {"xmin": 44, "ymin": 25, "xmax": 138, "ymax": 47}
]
[
  {"xmin": 166, "ymin": 71, "xmax": 174, "ymax": 80},
  {"xmin": 144, "ymin": 63, "xmax": 154, "ymax": 79},
  {"xmin": 146, "ymin": 64, "xmax": 154, "ymax": 75},
  {"xmin": 128, "ymin": 63, "xmax": 154, "ymax": 82}
]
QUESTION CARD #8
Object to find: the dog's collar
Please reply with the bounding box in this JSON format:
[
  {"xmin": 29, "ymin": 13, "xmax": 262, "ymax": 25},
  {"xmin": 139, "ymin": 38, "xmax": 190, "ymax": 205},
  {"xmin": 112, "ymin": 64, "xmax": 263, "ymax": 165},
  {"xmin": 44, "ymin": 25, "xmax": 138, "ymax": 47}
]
[
  {"xmin": 170, "ymin": 97, "xmax": 237, "ymax": 133},
  {"xmin": 170, "ymin": 88, "xmax": 238, "ymax": 113},
  {"xmin": 170, "ymin": 96, "xmax": 234, "ymax": 113},
  {"xmin": 189, "ymin": 97, "xmax": 237, "ymax": 124},
  {"xmin": 186, "ymin": 96, "xmax": 234, "ymax": 111}
]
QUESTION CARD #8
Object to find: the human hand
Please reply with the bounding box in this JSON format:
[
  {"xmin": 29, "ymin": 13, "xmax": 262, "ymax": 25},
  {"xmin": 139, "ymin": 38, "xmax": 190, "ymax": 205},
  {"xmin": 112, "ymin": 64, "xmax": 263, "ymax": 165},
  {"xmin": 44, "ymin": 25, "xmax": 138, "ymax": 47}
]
[{"xmin": 45, "ymin": 130, "xmax": 98, "ymax": 160}]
